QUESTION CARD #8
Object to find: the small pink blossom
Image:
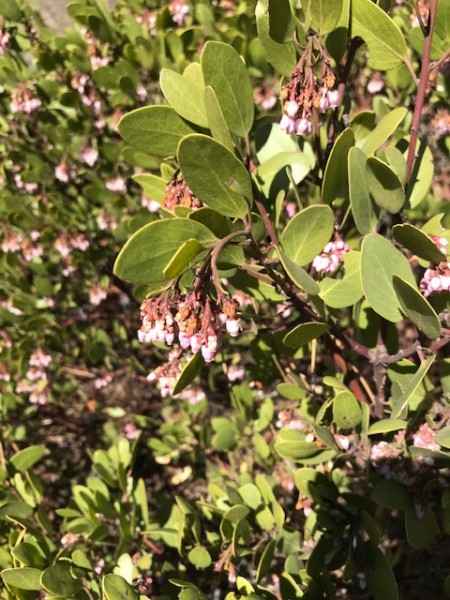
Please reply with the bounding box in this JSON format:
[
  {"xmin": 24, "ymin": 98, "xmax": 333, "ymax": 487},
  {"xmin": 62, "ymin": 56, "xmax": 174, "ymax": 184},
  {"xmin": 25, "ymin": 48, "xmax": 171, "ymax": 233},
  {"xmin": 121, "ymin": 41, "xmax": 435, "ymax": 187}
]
[
  {"xmin": 106, "ymin": 175, "xmax": 127, "ymax": 193},
  {"xmin": 312, "ymin": 238, "xmax": 350, "ymax": 274},
  {"xmin": 141, "ymin": 194, "xmax": 160, "ymax": 212},
  {"xmin": 1, "ymin": 231, "xmax": 22, "ymax": 253},
  {"xmin": 0, "ymin": 29, "xmax": 11, "ymax": 55},
  {"xmin": 29, "ymin": 349, "xmax": 52, "ymax": 368},
  {"xmin": 412, "ymin": 423, "xmax": 439, "ymax": 451},
  {"xmin": 94, "ymin": 374, "xmax": 112, "ymax": 389},
  {"xmin": 81, "ymin": 146, "xmax": 98, "ymax": 167},
  {"xmin": 89, "ymin": 283, "xmax": 108, "ymax": 306},
  {"xmin": 169, "ymin": 0, "xmax": 189, "ymax": 26}
]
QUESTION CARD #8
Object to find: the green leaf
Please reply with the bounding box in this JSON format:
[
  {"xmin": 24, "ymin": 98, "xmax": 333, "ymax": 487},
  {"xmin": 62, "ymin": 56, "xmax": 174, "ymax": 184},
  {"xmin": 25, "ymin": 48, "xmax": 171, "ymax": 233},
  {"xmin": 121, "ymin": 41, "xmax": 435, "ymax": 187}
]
[
  {"xmin": 10, "ymin": 446, "xmax": 46, "ymax": 472},
  {"xmin": 319, "ymin": 251, "xmax": 364, "ymax": 308},
  {"xmin": 366, "ymin": 157, "xmax": 405, "ymax": 214},
  {"xmin": 435, "ymin": 0, "xmax": 450, "ymax": 42},
  {"xmin": 360, "ymin": 108, "xmax": 408, "ymax": 155},
  {"xmin": 278, "ymin": 249, "xmax": 320, "ymax": 295},
  {"xmin": 0, "ymin": 0, "xmax": 22, "ymax": 20},
  {"xmin": 132, "ymin": 174, "xmax": 166, "ymax": 203},
  {"xmin": 256, "ymin": 0, "xmax": 297, "ymax": 76},
  {"xmin": 172, "ymin": 352, "xmax": 204, "ymax": 396},
  {"xmin": 102, "ymin": 573, "xmax": 139, "ymax": 600},
  {"xmin": 436, "ymin": 427, "xmax": 450, "ymax": 450},
  {"xmin": 283, "ymin": 322, "xmax": 330, "ymax": 348},
  {"xmin": 163, "ymin": 239, "xmax": 206, "ymax": 279},
  {"xmin": 118, "ymin": 106, "xmax": 194, "ymax": 157},
  {"xmin": 256, "ymin": 539, "xmax": 276, "ymax": 583},
  {"xmin": 332, "ymin": 391, "xmax": 362, "ymax": 429},
  {"xmin": 201, "ymin": 41, "xmax": 254, "ymax": 137},
  {"xmin": 114, "ymin": 218, "xmax": 216, "ymax": 284},
  {"xmin": 40, "ymin": 564, "xmax": 82, "ymax": 596},
  {"xmin": 371, "ymin": 480, "xmax": 409, "ymax": 509},
  {"xmin": 204, "ymin": 86, "xmax": 234, "ymax": 151},
  {"xmin": 160, "ymin": 69, "xmax": 208, "ymax": 128},
  {"xmin": 392, "ymin": 224, "xmax": 445, "ymax": 264},
  {"xmin": 351, "ymin": 0, "xmax": 407, "ymax": 70},
  {"xmin": 268, "ymin": 0, "xmax": 293, "ymax": 42},
  {"xmin": 178, "ymin": 134, "xmax": 250, "ymax": 218},
  {"xmin": 281, "ymin": 205, "xmax": 334, "ymax": 266},
  {"xmin": 348, "ymin": 147, "xmax": 379, "ymax": 234},
  {"xmin": 393, "ymin": 276, "xmax": 441, "ymax": 339},
  {"xmin": 390, "ymin": 354, "xmax": 435, "ymax": 419},
  {"xmin": 2, "ymin": 568, "xmax": 42, "ymax": 591},
  {"xmin": 405, "ymin": 139, "xmax": 434, "ymax": 209},
  {"xmin": 364, "ymin": 542, "xmax": 399, "ymax": 600},
  {"xmin": 405, "ymin": 505, "xmax": 440, "ymax": 550},
  {"xmin": 187, "ymin": 547, "xmax": 212, "ymax": 569},
  {"xmin": 274, "ymin": 441, "xmax": 324, "ymax": 461},
  {"xmin": 322, "ymin": 128, "xmax": 355, "ymax": 204},
  {"xmin": 307, "ymin": 0, "xmax": 343, "ymax": 35},
  {"xmin": 258, "ymin": 152, "xmax": 312, "ymax": 185},
  {"xmin": 367, "ymin": 419, "xmax": 406, "ymax": 435},
  {"xmin": 360, "ymin": 233, "xmax": 416, "ymax": 322}
]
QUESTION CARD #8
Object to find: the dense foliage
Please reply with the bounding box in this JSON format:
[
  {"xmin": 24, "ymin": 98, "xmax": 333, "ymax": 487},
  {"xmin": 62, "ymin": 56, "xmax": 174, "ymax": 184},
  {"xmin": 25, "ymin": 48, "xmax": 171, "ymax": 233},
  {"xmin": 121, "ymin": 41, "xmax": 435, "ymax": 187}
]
[{"xmin": 0, "ymin": 0, "xmax": 449, "ymax": 598}]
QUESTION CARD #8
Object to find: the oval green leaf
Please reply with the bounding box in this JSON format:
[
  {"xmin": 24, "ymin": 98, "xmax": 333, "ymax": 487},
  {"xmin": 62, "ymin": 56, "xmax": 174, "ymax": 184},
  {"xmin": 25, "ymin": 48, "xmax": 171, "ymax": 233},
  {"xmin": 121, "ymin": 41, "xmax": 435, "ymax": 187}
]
[
  {"xmin": 114, "ymin": 218, "xmax": 216, "ymax": 284},
  {"xmin": 366, "ymin": 156, "xmax": 405, "ymax": 214},
  {"xmin": 332, "ymin": 391, "xmax": 362, "ymax": 430},
  {"xmin": 102, "ymin": 573, "xmax": 139, "ymax": 600},
  {"xmin": 201, "ymin": 41, "xmax": 254, "ymax": 137},
  {"xmin": 178, "ymin": 134, "xmax": 250, "ymax": 218},
  {"xmin": 256, "ymin": 0, "xmax": 297, "ymax": 76},
  {"xmin": 281, "ymin": 205, "xmax": 334, "ymax": 266},
  {"xmin": 307, "ymin": 0, "xmax": 343, "ymax": 35},
  {"xmin": 360, "ymin": 108, "xmax": 408, "ymax": 155},
  {"xmin": 118, "ymin": 106, "xmax": 194, "ymax": 157},
  {"xmin": 10, "ymin": 445, "xmax": 46, "ymax": 472},
  {"xmin": 2, "ymin": 567, "xmax": 42, "ymax": 591},
  {"xmin": 172, "ymin": 352, "xmax": 204, "ymax": 396},
  {"xmin": 278, "ymin": 249, "xmax": 320, "ymax": 295},
  {"xmin": 393, "ymin": 276, "xmax": 441, "ymax": 339},
  {"xmin": 204, "ymin": 86, "xmax": 234, "ymax": 151},
  {"xmin": 392, "ymin": 224, "xmax": 445, "ymax": 264},
  {"xmin": 283, "ymin": 322, "xmax": 330, "ymax": 348},
  {"xmin": 348, "ymin": 147, "xmax": 380, "ymax": 234},
  {"xmin": 163, "ymin": 239, "xmax": 206, "ymax": 279},
  {"xmin": 319, "ymin": 251, "xmax": 364, "ymax": 308},
  {"xmin": 360, "ymin": 233, "xmax": 416, "ymax": 322},
  {"xmin": 160, "ymin": 69, "xmax": 208, "ymax": 128},
  {"xmin": 188, "ymin": 547, "xmax": 212, "ymax": 569},
  {"xmin": 322, "ymin": 128, "xmax": 355, "ymax": 204},
  {"xmin": 132, "ymin": 174, "xmax": 166, "ymax": 203},
  {"xmin": 367, "ymin": 419, "xmax": 407, "ymax": 435}
]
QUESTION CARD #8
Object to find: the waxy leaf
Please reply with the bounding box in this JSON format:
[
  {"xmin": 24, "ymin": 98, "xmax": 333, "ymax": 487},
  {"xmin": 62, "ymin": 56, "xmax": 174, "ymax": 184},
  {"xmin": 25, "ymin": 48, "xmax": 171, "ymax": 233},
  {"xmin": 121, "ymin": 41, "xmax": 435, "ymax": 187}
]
[
  {"xmin": 275, "ymin": 440, "xmax": 325, "ymax": 461},
  {"xmin": 405, "ymin": 505, "xmax": 440, "ymax": 550},
  {"xmin": 188, "ymin": 547, "xmax": 212, "ymax": 569},
  {"xmin": 360, "ymin": 233, "xmax": 416, "ymax": 322},
  {"xmin": 436, "ymin": 427, "xmax": 450, "ymax": 450},
  {"xmin": 393, "ymin": 224, "xmax": 445, "ymax": 264},
  {"xmin": 204, "ymin": 86, "xmax": 234, "ymax": 151},
  {"xmin": 333, "ymin": 391, "xmax": 362, "ymax": 430},
  {"xmin": 102, "ymin": 573, "xmax": 139, "ymax": 600},
  {"xmin": 278, "ymin": 249, "xmax": 320, "ymax": 295},
  {"xmin": 114, "ymin": 219, "xmax": 216, "ymax": 284},
  {"xmin": 364, "ymin": 542, "xmax": 399, "ymax": 600},
  {"xmin": 256, "ymin": 0, "xmax": 297, "ymax": 76},
  {"xmin": 163, "ymin": 239, "xmax": 206, "ymax": 279},
  {"xmin": 172, "ymin": 352, "xmax": 204, "ymax": 396},
  {"xmin": 268, "ymin": 0, "xmax": 293, "ymax": 43},
  {"xmin": 160, "ymin": 69, "xmax": 208, "ymax": 128},
  {"xmin": 348, "ymin": 147, "xmax": 379, "ymax": 234},
  {"xmin": 360, "ymin": 108, "xmax": 407, "ymax": 155},
  {"xmin": 283, "ymin": 322, "xmax": 330, "ymax": 348},
  {"xmin": 366, "ymin": 156, "xmax": 405, "ymax": 214},
  {"xmin": 281, "ymin": 205, "xmax": 334, "ymax": 266},
  {"xmin": 393, "ymin": 276, "xmax": 441, "ymax": 339},
  {"xmin": 306, "ymin": 0, "xmax": 343, "ymax": 35},
  {"xmin": 367, "ymin": 419, "xmax": 407, "ymax": 435},
  {"xmin": 322, "ymin": 128, "xmax": 355, "ymax": 204},
  {"xmin": 405, "ymin": 139, "xmax": 434, "ymax": 208},
  {"xmin": 351, "ymin": 0, "xmax": 408, "ymax": 70},
  {"xmin": 132, "ymin": 174, "xmax": 166, "ymax": 203},
  {"xmin": 178, "ymin": 135, "xmax": 251, "ymax": 218},
  {"xmin": 10, "ymin": 445, "xmax": 46, "ymax": 472},
  {"xmin": 319, "ymin": 251, "xmax": 364, "ymax": 308},
  {"xmin": 118, "ymin": 106, "xmax": 194, "ymax": 157},
  {"xmin": 390, "ymin": 354, "xmax": 435, "ymax": 419},
  {"xmin": 1, "ymin": 567, "xmax": 42, "ymax": 591},
  {"xmin": 201, "ymin": 41, "xmax": 254, "ymax": 137},
  {"xmin": 372, "ymin": 480, "xmax": 409, "ymax": 509},
  {"xmin": 41, "ymin": 564, "xmax": 82, "ymax": 596}
]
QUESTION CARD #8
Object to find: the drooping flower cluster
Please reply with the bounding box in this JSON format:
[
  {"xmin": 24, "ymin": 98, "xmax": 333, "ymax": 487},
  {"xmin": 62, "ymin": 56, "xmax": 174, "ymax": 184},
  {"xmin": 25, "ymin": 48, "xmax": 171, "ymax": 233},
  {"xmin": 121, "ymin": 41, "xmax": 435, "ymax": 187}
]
[
  {"xmin": 280, "ymin": 39, "xmax": 338, "ymax": 137},
  {"xmin": 10, "ymin": 84, "xmax": 42, "ymax": 115},
  {"xmin": 138, "ymin": 292, "xmax": 241, "ymax": 364},
  {"xmin": 312, "ymin": 237, "xmax": 350, "ymax": 274},
  {"xmin": 1, "ymin": 228, "xmax": 43, "ymax": 262},
  {"xmin": 162, "ymin": 174, "xmax": 202, "ymax": 211},
  {"xmin": 55, "ymin": 232, "xmax": 90, "ymax": 258},
  {"xmin": 147, "ymin": 350, "xmax": 182, "ymax": 398},
  {"xmin": 16, "ymin": 348, "xmax": 52, "ymax": 405},
  {"xmin": 420, "ymin": 261, "xmax": 450, "ymax": 296}
]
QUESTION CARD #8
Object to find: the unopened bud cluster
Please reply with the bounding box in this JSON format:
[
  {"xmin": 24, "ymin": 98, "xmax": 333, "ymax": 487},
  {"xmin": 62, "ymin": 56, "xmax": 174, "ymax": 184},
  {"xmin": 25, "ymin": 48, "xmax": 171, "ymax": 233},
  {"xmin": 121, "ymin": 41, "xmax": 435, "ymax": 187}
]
[
  {"xmin": 280, "ymin": 44, "xmax": 338, "ymax": 137},
  {"xmin": 420, "ymin": 261, "xmax": 450, "ymax": 296},
  {"xmin": 139, "ymin": 292, "xmax": 241, "ymax": 363},
  {"xmin": 312, "ymin": 237, "xmax": 349, "ymax": 274},
  {"xmin": 162, "ymin": 175, "xmax": 202, "ymax": 211}
]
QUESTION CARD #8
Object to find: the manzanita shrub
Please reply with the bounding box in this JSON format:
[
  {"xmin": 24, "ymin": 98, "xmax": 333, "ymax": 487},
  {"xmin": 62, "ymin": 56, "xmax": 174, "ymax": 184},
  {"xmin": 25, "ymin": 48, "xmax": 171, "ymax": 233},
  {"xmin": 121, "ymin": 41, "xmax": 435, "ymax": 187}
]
[{"xmin": 1, "ymin": 0, "xmax": 450, "ymax": 598}]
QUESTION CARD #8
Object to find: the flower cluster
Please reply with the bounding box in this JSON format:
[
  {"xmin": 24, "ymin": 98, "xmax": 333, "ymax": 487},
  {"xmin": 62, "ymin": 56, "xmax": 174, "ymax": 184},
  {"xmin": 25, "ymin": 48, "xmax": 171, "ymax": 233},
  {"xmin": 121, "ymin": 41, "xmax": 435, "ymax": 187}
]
[
  {"xmin": 1, "ymin": 229, "xmax": 43, "ymax": 262},
  {"xmin": 169, "ymin": 0, "xmax": 189, "ymax": 27},
  {"xmin": 420, "ymin": 261, "xmax": 450, "ymax": 296},
  {"xmin": 55, "ymin": 232, "xmax": 90, "ymax": 258},
  {"xmin": 280, "ymin": 40, "xmax": 338, "ymax": 137},
  {"xmin": 162, "ymin": 174, "xmax": 202, "ymax": 211},
  {"xmin": 16, "ymin": 348, "xmax": 52, "ymax": 405},
  {"xmin": 312, "ymin": 237, "xmax": 350, "ymax": 274},
  {"xmin": 147, "ymin": 351, "xmax": 182, "ymax": 397},
  {"xmin": 139, "ymin": 292, "xmax": 241, "ymax": 364},
  {"xmin": 0, "ymin": 28, "xmax": 11, "ymax": 55},
  {"xmin": 10, "ymin": 84, "xmax": 42, "ymax": 115}
]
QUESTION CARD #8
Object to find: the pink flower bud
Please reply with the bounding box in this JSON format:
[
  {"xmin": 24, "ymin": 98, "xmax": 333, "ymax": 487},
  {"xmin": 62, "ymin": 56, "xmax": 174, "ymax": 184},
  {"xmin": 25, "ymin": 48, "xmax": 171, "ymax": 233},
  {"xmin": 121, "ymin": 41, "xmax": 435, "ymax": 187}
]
[
  {"xmin": 327, "ymin": 90, "xmax": 340, "ymax": 109},
  {"xmin": 296, "ymin": 118, "xmax": 312, "ymax": 136},
  {"xmin": 285, "ymin": 100, "xmax": 299, "ymax": 118}
]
